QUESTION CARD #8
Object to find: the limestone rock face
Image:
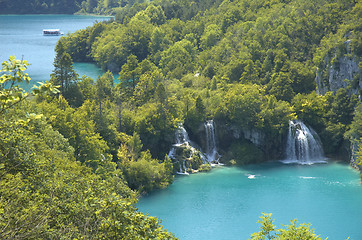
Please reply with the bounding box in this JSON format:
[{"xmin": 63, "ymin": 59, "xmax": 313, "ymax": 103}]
[
  {"xmin": 242, "ymin": 127, "xmax": 265, "ymax": 147},
  {"xmin": 350, "ymin": 139, "xmax": 361, "ymax": 170},
  {"xmin": 316, "ymin": 56, "xmax": 361, "ymax": 95},
  {"xmin": 219, "ymin": 124, "xmax": 265, "ymax": 148},
  {"xmin": 316, "ymin": 40, "xmax": 361, "ymax": 95},
  {"xmin": 315, "ymin": 37, "xmax": 361, "ymax": 167}
]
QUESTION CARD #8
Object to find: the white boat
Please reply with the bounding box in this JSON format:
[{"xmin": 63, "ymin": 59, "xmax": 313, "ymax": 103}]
[{"xmin": 42, "ymin": 29, "xmax": 63, "ymax": 36}]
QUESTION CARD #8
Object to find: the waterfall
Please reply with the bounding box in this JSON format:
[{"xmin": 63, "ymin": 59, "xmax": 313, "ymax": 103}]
[
  {"xmin": 174, "ymin": 123, "xmax": 190, "ymax": 146},
  {"xmin": 204, "ymin": 120, "xmax": 220, "ymax": 163},
  {"xmin": 284, "ymin": 120, "xmax": 326, "ymax": 164},
  {"xmin": 168, "ymin": 123, "xmax": 194, "ymax": 175},
  {"xmin": 168, "ymin": 121, "xmax": 221, "ymax": 175}
]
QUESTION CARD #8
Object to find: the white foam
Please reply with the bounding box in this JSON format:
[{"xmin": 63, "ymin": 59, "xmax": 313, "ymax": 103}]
[
  {"xmin": 285, "ymin": 120, "xmax": 325, "ymax": 163},
  {"xmin": 211, "ymin": 162, "xmax": 224, "ymax": 167},
  {"xmin": 299, "ymin": 176, "xmax": 317, "ymax": 179},
  {"xmin": 280, "ymin": 159, "xmax": 328, "ymax": 165}
]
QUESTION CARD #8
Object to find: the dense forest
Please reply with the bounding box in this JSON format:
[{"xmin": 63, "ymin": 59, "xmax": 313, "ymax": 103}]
[
  {"xmin": 1, "ymin": 0, "xmax": 361, "ymax": 239},
  {"xmin": 0, "ymin": 0, "xmax": 137, "ymax": 14},
  {"xmin": 54, "ymin": 0, "xmax": 361, "ymax": 162},
  {"xmin": 0, "ymin": 57, "xmax": 176, "ymax": 238},
  {"xmin": 0, "ymin": 0, "xmax": 84, "ymax": 14}
]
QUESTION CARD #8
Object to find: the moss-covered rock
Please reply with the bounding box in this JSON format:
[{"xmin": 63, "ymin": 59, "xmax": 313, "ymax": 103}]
[
  {"xmin": 170, "ymin": 143, "xmax": 204, "ymax": 173},
  {"xmin": 198, "ymin": 163, "xmax": 212, "ymax": 172}
]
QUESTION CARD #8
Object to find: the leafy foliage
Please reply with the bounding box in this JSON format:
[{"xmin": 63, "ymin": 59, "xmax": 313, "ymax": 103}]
[
  {"xmin": 249, "ymin": 213, "xmax": 326, "ymax": 240},
  {"xmin": 0, "ymin": 56, "xmax": 58, "ymax": 115},
  {"xmin": 58, "ymin": 0, "xmax": 360, "ymax": 160},
  {"xmin": 6, "ymin": 0, "xmax": 357, "ymax": 170},
  {"xmin": 0, "ymin": 57, "xmax": 177, "ymax": 239},
  {"xmin": 0, "ymin": 0, "xmax": 84, "ymax": 14}
]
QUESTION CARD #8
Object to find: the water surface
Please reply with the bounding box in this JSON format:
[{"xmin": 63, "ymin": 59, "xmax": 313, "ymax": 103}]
[
  {"xmin": 137, "ymin": 161, "xmax": 362, "ymax": 240},
  {"xmin": 0, "ymin": 15, "xmax": 110, "ymax": 89}
]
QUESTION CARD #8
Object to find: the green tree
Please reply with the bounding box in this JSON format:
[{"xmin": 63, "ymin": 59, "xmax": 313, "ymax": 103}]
[
  {"xmin": 133, "ymin": 69, "xmax": 162, "ymax": 106},
  {"xmin": 119, "ymin": 54, "xmax": 140, "ymax": 94},
  {"xmin": 77, "ymin": 75, "xmax": 96, "ymax": 101},
  {"xmin": 123, "ymin": 15, "xmax": 154, "ymax": 60},
  {"xmin": 149, "ymin": 27, "xmax": 167, "ymax": 56},
  {"xmin": 127, "ymin": 131, "xmax": 143, "ymax": 160},
  {"xmin": 184, "ymin": 95, "xmax": 206, "ymax": 134},
  {"xmin": 260, "ymin": 95, "xmax": 295, "ymax": 157},
  {"xmin": 346, "ymin": 102, "xmax": 362, "ymax": 141},
  {"xmin": 249, "ymin": 213, "xmax": 325, "ymax": 240},
  {"xmin": 143, "ymin": 4, "xmax": 166, "ymax": 25},
  {"xmin": 96, "ymin": 71, "xmax": 114, "ymax": 112},
  {"xmin": 268, "ymin": 72, "xmax": 295, "ymax": 102},
  {"xmin": 0, "ymin": 56, "xmax": 32, "ymax": 114},
  {"xmin": 221, "ymin": 7, "xmax": 242, "ymax": 32},
  {"xmin": 200, "ymin": 24, "xmax": 222, "ymax": 50},
  {"xmin": 218, "ymin": 84, "xmax": 264, "ymax": 127},
  {"xmin": 155, "ymin": 82, "xmax": 167, "ymax": 107},
  {"xmin": 195, "ymin": 95, "xmax": 206, "ymax": 116},
  {"xmin": 163, "ymin": 154, "xmax": 174, "ymax": 184},
  {"xmin": 0, "ymin": 56, "xmax": 58, "ymax": 115},
  {"xmin": 160, "ymin": 39, "xmax": 197, "ymax": 79},
  {"xmin": 50, "ymin": 50, "xmax": 79, "ymax": 97},
  {"xmin": 37, "ymin": 96, "xmax": 109, "ymax": 169},
  {"xmin": 0, "ymin": 114, "xmax": 175, "ymax": 238},
  {"xmin": 329, "ymin": 88, "xmax": 358, "ymax": 125},
  {"xmin": 249, "ymin": 213, "xmax": 276, "ymax": 240},
  {"xmin": 292, "ymin": 92, "xmax": 329, "ymax": 131}
]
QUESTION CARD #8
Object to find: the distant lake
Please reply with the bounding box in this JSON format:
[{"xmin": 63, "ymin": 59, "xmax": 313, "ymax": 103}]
[{"xmin": 0, "ymin": 15, "xmax": 110, "ymax": 90}]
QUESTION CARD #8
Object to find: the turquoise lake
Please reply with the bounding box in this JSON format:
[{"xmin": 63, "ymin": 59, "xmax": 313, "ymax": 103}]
[
  {"xmin": 0, "ymin": 15, "xmax": 109, "ymax": 90},
  {"xmin": 138, "ymin": 161, "xmax": 362, "ymax": 240}
]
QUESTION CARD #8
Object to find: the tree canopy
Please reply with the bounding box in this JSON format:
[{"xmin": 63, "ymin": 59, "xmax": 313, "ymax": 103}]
[{"xmin": 0, "ymin": 56, "xmax": 177, "ymax": 239}]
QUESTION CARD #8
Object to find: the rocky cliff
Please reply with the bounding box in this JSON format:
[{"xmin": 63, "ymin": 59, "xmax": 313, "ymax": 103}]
[
  {"xmin": 350, "ymin": 140, "xmax": 360, "ymax": 169},
  {"xmin": 316, "ymin": 36, "xmax": 361, "ymax": 167},
  {"xmin": 316, "ymin": 40, "xmax": 361, "ymax": 95}
]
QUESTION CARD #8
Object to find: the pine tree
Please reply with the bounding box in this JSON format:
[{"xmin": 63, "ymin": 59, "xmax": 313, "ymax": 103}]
[{"xmin": 51, "ymin": 41, "xmax": 78, "ymax": 94}]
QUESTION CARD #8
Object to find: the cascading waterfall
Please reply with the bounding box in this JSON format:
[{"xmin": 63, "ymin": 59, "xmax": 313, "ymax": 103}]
[
  {"xmin": 174, "ymin": 124, "xmax": 190, "ymax": 146},
  {"xmin": 168, "ymin": 124, "xmax": 189, "ymax": 161},
  {"xmin": 168, "ymin": 121, "xmax": 221, "ymax": 175},
  {"xmin": 168, "ymin": 123, "xmax": 195, "ymax": 175},
  {"xmin": 284, "ymin": 120, "xmax": 326, "ymax": 164},
  {"xmin": 204, "ymin": 120, "xmax": 220, "ymax": 163}
]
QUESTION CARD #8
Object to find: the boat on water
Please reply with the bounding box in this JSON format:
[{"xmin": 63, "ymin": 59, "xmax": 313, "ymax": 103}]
[{"xmin": 42, "ymin": 29, "xmax": 63, "ymax": 36}]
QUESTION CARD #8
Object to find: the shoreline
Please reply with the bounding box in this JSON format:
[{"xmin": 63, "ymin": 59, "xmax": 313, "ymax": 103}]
[{"xmin": 74, "ymin": 12, "xmax": 114, "ymax": 18}]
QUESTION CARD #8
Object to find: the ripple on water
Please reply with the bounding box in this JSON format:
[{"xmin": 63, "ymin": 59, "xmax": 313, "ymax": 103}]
[{"xmin": 138, "ymin": 161, "xmax": 362, "ymax": 240}]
